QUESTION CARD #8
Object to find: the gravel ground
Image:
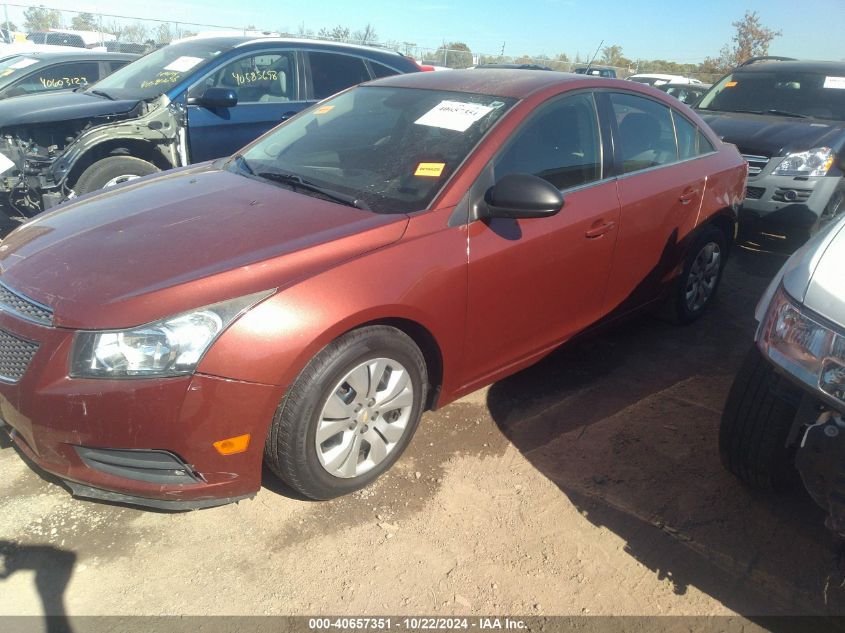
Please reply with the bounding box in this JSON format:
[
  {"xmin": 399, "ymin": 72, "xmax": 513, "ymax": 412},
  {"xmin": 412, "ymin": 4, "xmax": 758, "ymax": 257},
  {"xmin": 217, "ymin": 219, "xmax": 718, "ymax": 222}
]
[{"xmin": 2, "ymin": 248, "xmax": 843, "ymax": 629}]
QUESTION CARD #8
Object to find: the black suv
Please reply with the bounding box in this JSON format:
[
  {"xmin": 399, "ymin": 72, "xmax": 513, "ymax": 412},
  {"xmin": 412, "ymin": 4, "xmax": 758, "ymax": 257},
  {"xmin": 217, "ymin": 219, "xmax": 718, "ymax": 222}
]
[{"xmin": 696, "ymin": 59, "xmax": 845, "ymax": 250}]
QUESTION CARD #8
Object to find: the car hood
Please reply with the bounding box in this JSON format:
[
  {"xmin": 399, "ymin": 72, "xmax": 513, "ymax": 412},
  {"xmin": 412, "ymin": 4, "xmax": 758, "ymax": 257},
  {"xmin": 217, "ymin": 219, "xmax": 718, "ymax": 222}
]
[
  {"xmin": 0, "ymin": 89, "xmax": 141, "ymax": 128},
  {"xmin": 777, "ymin": 213, "xmax": 845, "ymax": 329},
  {"xmin": 697, "ymin": 110, "xmax": 844, "ymax": 157},
  {"xmin": 0, "ymin": 165, "xmax": 409, "ymax": 329}
]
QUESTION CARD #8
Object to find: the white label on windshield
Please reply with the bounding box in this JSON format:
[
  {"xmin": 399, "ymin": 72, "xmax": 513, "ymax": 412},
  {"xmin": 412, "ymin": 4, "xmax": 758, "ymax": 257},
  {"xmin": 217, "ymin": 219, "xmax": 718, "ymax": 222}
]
[
  {"xmin": 823, "ymin": 76, "xmax": 845, "ymax": 90},
  {"xmin": 9, "ymin": 58, "xmax": 38, "ymax": 70},
  {"xmin": 0, "ymin": 153, "xmax": 15, "ymax": 175},
  {"xmin": 414, "ymin": 100, "xmax": 495, "ymax": 132},
  {"xmin": 163, "ymin": 56, "xmax": 204, "ymax": 73}
]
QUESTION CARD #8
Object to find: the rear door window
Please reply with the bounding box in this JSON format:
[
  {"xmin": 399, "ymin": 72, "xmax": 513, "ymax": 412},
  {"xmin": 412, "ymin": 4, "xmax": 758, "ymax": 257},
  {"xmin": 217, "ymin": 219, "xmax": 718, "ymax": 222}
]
[
  {"xmin": 610, "ymin": 92, "xmax": 678, "ymax": 173},
  {"xmin": 307, "ymin": 52, "xmax": 371, "ymax": 100}
]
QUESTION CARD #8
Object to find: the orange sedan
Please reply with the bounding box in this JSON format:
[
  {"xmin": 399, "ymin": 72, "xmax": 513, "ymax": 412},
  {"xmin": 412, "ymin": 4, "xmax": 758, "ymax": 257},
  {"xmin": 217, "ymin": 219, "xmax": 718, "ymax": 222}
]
[{"xmin": 0, "ymin": 69, "xmax": 746, "ymax": 508}]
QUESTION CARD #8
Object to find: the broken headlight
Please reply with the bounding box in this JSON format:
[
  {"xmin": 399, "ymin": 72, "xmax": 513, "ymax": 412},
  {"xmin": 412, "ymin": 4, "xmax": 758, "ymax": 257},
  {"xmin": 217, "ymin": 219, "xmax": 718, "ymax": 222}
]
[
  {"xmin": 758, "ymin": 285, "xmax": 845, "ymax": 404},
  {"xmin": 70, "ymin": 290, "xmax": 272, "ymax": 378}
]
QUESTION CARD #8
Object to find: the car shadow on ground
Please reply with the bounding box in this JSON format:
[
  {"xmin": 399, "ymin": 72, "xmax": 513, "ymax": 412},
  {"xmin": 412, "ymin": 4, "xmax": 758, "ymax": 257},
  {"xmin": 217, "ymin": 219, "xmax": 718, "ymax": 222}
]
[{"xmin": 486, "ymin": 249, "xmax": 845, "ymax": 616}]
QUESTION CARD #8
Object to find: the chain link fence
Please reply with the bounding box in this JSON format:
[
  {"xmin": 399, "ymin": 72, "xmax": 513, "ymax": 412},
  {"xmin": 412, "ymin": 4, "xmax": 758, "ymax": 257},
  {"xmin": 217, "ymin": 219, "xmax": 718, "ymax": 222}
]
[{"xmin": 1, "ymin": 4, "xmax": 716, "ymax": 80}]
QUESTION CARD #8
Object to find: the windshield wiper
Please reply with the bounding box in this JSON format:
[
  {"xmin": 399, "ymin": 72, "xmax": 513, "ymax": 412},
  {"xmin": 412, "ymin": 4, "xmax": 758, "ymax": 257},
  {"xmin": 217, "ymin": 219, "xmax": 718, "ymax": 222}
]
[
  {"xmin": 721, "ymin": 108, "xmax": 809, "ymax": 118},
  {"xmin": 88, "ymin": 89, "xmax": 115, "ymax": 101},
  {"xmin": 764, "ymin": 109, "xmax": 809, "ymax": 118},
  {"xmin": 257, "ymin": 172, "xmax": 369, "ymax": 210}
]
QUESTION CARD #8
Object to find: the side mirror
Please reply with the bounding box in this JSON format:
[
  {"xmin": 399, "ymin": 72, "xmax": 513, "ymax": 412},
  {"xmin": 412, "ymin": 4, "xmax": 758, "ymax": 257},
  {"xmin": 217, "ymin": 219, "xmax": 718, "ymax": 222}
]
[
  {"xmin": 187, "ymin": 87, "xmax": 238, "ymax": 109},
  {"xmin": 483, "ymin": 173, "xmax": 564, "ymax": 219}
]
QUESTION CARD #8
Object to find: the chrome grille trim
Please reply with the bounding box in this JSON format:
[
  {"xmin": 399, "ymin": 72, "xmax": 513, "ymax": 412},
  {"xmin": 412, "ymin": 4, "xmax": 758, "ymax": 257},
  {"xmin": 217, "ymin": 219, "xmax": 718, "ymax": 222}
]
[
  {"xmin": 0, "ymin": 280, "xmax": 53, "ymax": 325},
  {"xmin": 0, "ymin": 328, "xmax": 39, "ymax": 383},
  {"xmin": 742, "ymin": 154, "xmax": 770, "ymax": 176}
]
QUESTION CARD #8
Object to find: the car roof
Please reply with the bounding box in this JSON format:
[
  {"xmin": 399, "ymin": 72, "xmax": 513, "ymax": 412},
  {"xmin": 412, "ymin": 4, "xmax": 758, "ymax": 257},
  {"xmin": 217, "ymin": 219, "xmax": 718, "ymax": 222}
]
[
  {"xmin": 0, "ymin": 49, "xmax": 137, "ymax": 63},
  {"xmin": 734, "ymin": 60, "xmax": 845, "ymax": 74},
  {"xmin": 369, "ymin": 68, "xmax": 595, "ymax": 98},
  {"xmin": 171, "ymin": 36, "xmax": 413, "ymax": 65}
]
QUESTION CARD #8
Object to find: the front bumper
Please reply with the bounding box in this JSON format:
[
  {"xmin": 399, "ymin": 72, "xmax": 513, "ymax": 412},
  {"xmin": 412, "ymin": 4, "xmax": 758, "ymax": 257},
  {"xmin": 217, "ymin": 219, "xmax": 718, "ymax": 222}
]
[
  {"xmin": 0, "ymin": 308, "xmax": 284, "ymax": 509},
  {"xmin": 739, "ymin": 172, "xmax": 841, "ymax": 248}
]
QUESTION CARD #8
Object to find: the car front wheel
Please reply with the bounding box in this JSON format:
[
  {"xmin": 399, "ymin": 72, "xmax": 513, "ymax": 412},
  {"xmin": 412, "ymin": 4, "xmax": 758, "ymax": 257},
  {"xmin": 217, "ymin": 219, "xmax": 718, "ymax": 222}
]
[
  {"xmin": 265, "ymin": 325, "xmax": 427, "ymax": 500},
  {"xmin": 74, "ymin": 156, "xmax": 160, "ymax": 195},
  {"xmin": 719, "ymin": 344, "xmax": 802, "ymax": 489}
]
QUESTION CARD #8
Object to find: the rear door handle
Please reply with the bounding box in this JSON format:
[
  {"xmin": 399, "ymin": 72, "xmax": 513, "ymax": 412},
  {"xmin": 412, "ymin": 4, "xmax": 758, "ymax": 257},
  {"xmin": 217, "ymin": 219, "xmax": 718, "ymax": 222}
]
[
  {"xmin": 585, "ymin": 220, "xmax": 615, "ymax": 238},
  {"xmin": 679, "ymin": 190, "xmax": 699, "ymax": 205}
]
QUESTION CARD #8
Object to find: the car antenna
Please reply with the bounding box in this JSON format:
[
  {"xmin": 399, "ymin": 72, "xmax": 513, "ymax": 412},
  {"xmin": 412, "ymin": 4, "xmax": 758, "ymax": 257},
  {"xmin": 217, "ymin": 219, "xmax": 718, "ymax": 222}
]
[{"xmin": 585, "ymin": 39, "xmax": 603, "ymax": 73}]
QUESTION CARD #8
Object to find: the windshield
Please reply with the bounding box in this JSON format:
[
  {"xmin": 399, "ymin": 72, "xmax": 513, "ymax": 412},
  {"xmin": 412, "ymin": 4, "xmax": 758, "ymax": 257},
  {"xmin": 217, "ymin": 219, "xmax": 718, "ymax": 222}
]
[
  {"xmin": 234, "ymin": 86, "xmax": 516, "ymax": 214},
  {"xmin": 87, "ymin": 40, "xmax": 231, "ymax": 101},
  {"xmin": 698, "ymin": 70, "xmax": 845, "ymax": 121},
  {"xmin": 0, "ymin": 55, "xmax": 40, "ymax": 88}
]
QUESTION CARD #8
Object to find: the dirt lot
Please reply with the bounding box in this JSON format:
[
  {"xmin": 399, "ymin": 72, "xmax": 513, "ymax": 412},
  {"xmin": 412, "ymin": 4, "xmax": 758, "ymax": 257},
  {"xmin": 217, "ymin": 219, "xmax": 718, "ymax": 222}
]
[{"xmin": 1, "ymin": 248, "xmax": 843, "ymax": 627}]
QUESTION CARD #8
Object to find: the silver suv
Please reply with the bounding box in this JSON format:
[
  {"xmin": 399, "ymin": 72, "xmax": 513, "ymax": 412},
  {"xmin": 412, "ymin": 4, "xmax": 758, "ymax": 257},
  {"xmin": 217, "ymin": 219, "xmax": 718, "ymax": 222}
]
[
  {"xmin": 721, "ymin": 213, "xmax": 845, "ymax": 535},
  {"xmin": 697, "ymin": 59, "xmax": 845, "ymax": 251}
]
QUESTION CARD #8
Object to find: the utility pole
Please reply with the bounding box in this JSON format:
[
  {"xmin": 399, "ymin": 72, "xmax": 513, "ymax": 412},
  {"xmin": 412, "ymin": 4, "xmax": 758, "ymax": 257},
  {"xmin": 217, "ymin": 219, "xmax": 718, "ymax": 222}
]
[
  {"xmin": 3, "ymin": 3, "xmax": 10, "ymax": 43},
  {"xmin": 500, "ymin": 41, "xmax": 505, "ymax": 59}
]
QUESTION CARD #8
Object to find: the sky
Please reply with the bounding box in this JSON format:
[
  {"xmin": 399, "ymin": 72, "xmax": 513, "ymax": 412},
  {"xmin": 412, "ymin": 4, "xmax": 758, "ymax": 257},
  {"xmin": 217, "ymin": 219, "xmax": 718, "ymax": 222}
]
[{"xmin": 8, "ymin": 0, "xmax": 845, "ymax": 63}]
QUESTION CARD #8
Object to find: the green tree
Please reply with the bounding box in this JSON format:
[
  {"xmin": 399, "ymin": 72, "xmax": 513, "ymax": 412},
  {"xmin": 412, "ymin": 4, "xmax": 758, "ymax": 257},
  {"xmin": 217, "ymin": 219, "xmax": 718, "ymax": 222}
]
[
  {"xmin": 703, "ymin": 10, "xmax": 782, "ymax": 73},
  {"xmin": 435, "ymin": 42, "xmax": 472, "ymax": 68},
  {"xmin": 71, "ymin": 12, "xmax": 98, "ymax": 31},
  {"xmin": 600, "ymin": 44, "xmax": 631, "ymax": 68},
  {"xmin": 23, "ymin": 6, "xmax": 61, "ymax": 32}
]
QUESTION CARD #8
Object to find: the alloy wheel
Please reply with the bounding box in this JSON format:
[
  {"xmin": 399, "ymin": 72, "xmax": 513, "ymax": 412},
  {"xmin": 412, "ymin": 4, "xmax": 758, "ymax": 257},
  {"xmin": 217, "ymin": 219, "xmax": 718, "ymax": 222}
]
[
  {"xmin": 685, "ymin": 241, "xmax": 721, "ymax": 312},
  {"xmin": 315, "ymin": 357, "xmax": 414, "ymax": 479}
]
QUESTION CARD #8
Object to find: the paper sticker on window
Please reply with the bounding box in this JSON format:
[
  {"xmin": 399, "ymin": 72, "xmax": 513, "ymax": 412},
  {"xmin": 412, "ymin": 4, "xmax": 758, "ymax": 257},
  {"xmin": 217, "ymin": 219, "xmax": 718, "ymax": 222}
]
[
  {"xmin": 725, "ymin": 81, "xmax": 738, "ymax": 88},
  {"xmin": 163, "ymin": 56, "xmax": 204, "ymax": 73},
  {"xmin": 824, "ymin": 76, "xmax": 845, "ymax": 90},
  {"xmin": 315, "ymin": 105, "xmax": 334, "ymax": 115},
  {"xmin": 414, "ymin": 162, "xmax": 445, "ymax": 177},
  {"xmin": 415, "ymin": 101, "xmax": 495, "ymax": 132},
  {"xmin": 9, "ymin": 58, "xmax": 38, "ymax": 70}
]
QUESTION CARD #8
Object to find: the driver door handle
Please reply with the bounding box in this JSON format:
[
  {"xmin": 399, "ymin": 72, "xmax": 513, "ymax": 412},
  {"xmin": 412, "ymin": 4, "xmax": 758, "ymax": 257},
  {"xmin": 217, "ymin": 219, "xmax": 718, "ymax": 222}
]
[{"xmin": 585, "ymin": 220, "xmax": 615, "ymax": 238}]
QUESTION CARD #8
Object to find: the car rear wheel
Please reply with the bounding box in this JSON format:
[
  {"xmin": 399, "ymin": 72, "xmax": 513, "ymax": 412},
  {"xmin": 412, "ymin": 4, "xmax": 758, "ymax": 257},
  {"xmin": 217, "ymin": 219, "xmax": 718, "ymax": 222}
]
[
  {"xmin": 264, "ymin": 326, "xmax": 427, "ymax": 500},
  {"xmin": 673, "ymin": 225, "xmax": 727, "ymax": 323},
  {"xmin": 74, "ymin": 156, "xmax": 159, "ymax": 195},
  {"xmin": 719, "ymin": 344, "xmax": 801, "ymax": 489}
]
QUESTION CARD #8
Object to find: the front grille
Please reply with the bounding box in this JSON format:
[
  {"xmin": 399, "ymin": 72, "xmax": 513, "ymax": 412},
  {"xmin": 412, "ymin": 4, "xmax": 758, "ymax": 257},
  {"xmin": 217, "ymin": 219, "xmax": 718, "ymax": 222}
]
[
  {"xmin": 0, "ymin": 328, "xmax": 38, "ymax": 382},
  {"xmin": 0, "ymin": 280, "xmax": 52, "ymax": 325},
  {"xmin": 745, "ymin": 186, "xmax": 765, "ymax": 200},
  {"xmin": 773, "ymin": 187, "xmax": 812, "ymax": 203},
  {"xmin": 742, "ymin": 154, "xmax": 770, "ymax": 176}
]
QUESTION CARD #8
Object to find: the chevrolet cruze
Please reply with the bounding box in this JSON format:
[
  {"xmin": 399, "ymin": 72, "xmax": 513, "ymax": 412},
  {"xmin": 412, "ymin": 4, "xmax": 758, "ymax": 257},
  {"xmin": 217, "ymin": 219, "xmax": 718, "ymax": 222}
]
[{"xmin": 0, "ymin": 70, "xmax": 746, "ymax": 508}]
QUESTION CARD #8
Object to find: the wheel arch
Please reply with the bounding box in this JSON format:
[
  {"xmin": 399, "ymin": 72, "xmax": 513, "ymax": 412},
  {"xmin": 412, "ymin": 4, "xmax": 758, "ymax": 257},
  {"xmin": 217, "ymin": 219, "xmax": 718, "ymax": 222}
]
[
  {"xmin": 65, "ymin": 138, "xmax": 175, "ymax": 188},
  {"xmin": 351, "ymin": 317, "xmax": 445, "ymax": 411},
  {"xmin": 702, "ymin": 208, "xmax": 737, "ymax": 255}
]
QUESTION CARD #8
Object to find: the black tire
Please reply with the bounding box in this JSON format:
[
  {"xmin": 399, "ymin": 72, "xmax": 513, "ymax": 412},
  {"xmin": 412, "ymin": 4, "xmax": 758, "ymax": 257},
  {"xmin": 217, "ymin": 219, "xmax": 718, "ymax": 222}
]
[
  {"xmin": 673, "ymin": 224, "xmax": 728, "ymax": 324},
  {"xmin": 719, "ymin": 344, "xmax": 802, "ymax": 489},
  {"xmin": 74, "ymin": 156, "xmax": 159, "ymax": 195},
  {"xmin": 264, "ymin": 325, "xmax": 427, "ymax": 500}
]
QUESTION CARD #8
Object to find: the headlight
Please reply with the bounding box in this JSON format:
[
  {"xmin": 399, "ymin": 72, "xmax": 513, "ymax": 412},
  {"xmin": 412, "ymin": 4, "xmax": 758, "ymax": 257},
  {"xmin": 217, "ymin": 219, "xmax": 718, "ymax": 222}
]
[
  {"xmin": 70, "ymin": 290, "xmax": 273, "ymax": 378},
  {"xmin": 758, "ymin": 285, "xmax": 845, "ymax": 403},
  {"xmin": 772, "ymin": 147, "xmax": 835, "ymax": 177}
]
